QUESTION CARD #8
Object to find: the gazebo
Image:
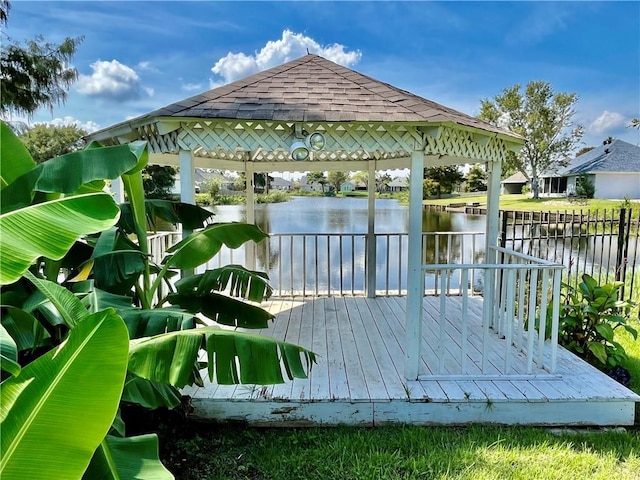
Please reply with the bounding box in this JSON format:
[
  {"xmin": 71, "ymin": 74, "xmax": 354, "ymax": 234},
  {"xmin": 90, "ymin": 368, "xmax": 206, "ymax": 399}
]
[{"xmin": 88, "ymin": 55, "xmax": 638, "ymax": 425}]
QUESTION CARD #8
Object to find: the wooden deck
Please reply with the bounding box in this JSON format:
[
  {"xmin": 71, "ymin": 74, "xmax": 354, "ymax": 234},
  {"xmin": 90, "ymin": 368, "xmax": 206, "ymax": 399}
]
[{"xmin": 185, "ymin": 296, "xmax": 639, "ymax": 426}]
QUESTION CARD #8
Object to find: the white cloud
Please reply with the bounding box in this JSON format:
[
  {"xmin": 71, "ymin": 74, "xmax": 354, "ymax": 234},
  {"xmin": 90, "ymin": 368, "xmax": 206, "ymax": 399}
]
[
  {"xmin": 77, "ymin": 60, "xmax": 150, "ymax": 101},
  {"xmin": 588, "ymin": 110, "xmax": 627, "ymax": 135},
  {"xmin": 181, "ymin": 82, "xmax": 204, "ymax": 92},
  {"xmin": 211, "ymin": 29, "xmax": 362, "ymax": 84},
  {"xmin": 39, "ymin": 116, "xmax": 101, "ymax": 133},
  {"xmin": 136, "ymin": 61, "xmax": 158, "ymax": 73},
  {"xmin": 507, "ymin": 4, "xmax": 573, "ymax": 46}
]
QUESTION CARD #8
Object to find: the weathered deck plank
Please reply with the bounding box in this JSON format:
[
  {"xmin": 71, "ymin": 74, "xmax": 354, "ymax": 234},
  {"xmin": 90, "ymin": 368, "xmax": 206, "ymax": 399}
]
[{"xmin": 188, "ymin": 296, "xmax": 639, "ymax": 426}]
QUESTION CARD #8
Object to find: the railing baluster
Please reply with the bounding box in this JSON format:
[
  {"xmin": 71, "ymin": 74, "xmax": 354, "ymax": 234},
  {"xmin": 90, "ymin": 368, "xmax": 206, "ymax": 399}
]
[
  {"xmin": 339, "ymin": 235, "xmax": 344, "ymax": 295},
  {"xmin": 351, "ymin": 235, "xmax": 355, "ymax": 296},
  {"xmin": 385, "ymin": 234, "xmax": 391, "ymax": 296},
  {"xmin": 278, "ymin": 236, "xmax": 283, "ymax": 294},
  {"xmin": 537, "ymin": 268, "xmax": 550, "ymax": 368},
  {"xmin": 460, "ymin": 268, "xmax": 469, "ymax": 374},
  {"xmin": 550, "ymin": 268, "xmax": 562, "ymax": 373},
  {"xmin": 290, "ymin": 236, "xmax": 294, "ymax": 295},
  {"xmin": 526, "ymin": 269, "xmax": 539, "ymax": 374},
  {"xmin": 302, "ymin": 236, "xmax": 307, "ymax": 297},
  {"xmin": 446, "ymin": 234, "xmax": 452, "ymax": 294},
  {"xmin": 515, "ymin": 267, "xmax": 527, "ymax": 349},
  {"xmin": 438, "ymin": 271, "xmax": 447, "ymax": 375},
  {"xmin": 398, "ymin": 233, "xmax": 403, "ymax": 296},
  {"xmin": 314, "ymin": 235, "xmax": 319, "ymax": 296},
  {"xmin": 504, "ymin": 268, "xmax": 516, "ymax": 374},
  {"xmin": 434, "ymin": 238, "xmax": 440, "ymax": 295}
]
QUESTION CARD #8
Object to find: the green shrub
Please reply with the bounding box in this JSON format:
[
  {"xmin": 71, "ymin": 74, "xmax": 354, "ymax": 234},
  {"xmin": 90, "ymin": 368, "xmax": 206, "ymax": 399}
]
[
  {"xmin": 575, "ymin": 174, "xmax": 595, "ymax": 198},
  {"xmin": 257, "ymin": 190, "xmax": 290, "ymax": 203},
  {"xmin": 558, "ymin": 274, "xmax": 637, "ymax": 370},
  {"xmin": 195, "ymin": 193, "xmax": 211, "ymax": 206},
  {"xmin": 211, "ymin": 194, "xmax": 245, "ymax": 205}
]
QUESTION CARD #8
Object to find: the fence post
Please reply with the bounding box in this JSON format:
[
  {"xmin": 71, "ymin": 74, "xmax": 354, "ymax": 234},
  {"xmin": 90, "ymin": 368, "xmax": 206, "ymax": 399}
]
[
  {"xmin": 615, "ymin": 208, "xmax": 627, "ymax": 284},
  {"xmin": 500, "ymin": 211, "xmax": 508, "ymax": 249}
]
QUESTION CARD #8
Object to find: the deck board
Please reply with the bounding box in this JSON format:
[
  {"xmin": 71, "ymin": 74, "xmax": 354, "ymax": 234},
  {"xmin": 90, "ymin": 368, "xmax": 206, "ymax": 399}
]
[{"xmin": 188, "ymin": 296, "xmax": 639, "ymax": 426}]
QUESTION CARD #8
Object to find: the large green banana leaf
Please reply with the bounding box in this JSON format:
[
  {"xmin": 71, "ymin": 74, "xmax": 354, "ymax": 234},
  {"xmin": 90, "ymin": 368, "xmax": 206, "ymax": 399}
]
[
  {"xmin": 0, "ymin": 309, "xmax": 129, "ymax": 479},
  {"xmin": 119, "ymin": 200, "xmax": 215, "ymax": 233},
  {"xmin": 166, "ymin": 223, "xmax": 268, "ymax": 270},
  {"xmin": 0, "ymin": 193, "xmax": 120, "ymax": 285},
  {"xmin": 121, "ymin": 150, "xmax": 149, "ymax": 255},
  {"xmin": 168, "ymin": 291, "xmax": 274, "ymax": 329},
  {"xmin": 0, "ymin": 121, "xmax": 35, "ymax": 188},
  {"xmin": 122, "ymin": 373, "xmax": 182, "ymax": 409},
  {"xmin": 24, "ymin": 271, "xmax": 89, "ymax": 328},
  {"xmin": 0, "ymin": 324, "xmax": 20, "ymax": 376},
  {"xmin": 128, "ymin": 327, "xmax": 315, "ymax": 387},
  {"xmin": 0, "ymin": 305, "xmax": 51, "ymax": 352},
  {"xmin": 91, "ymin": 228, "xmax": 147, "ymax": 295},
  {"xmin": 175, "ymin": 265, "xmax": 273, "ymax": 302},
  {"xmin": 120, "ymin": 308, "xmax": 198, "ymax": 339},
  {"xmin": 84, "ymin": 434, "xmax": 173, "ymax": 480},
  {"xmin": 1, "ymin": 129, "xmax": 148, "ymax": 214},
  {"xmin": 79, "ymin": 287, "xmax": 197, "ymax": 338}
]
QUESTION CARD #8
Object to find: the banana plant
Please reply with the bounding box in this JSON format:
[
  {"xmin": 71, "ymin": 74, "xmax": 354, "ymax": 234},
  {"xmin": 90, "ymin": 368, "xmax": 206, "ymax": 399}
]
[{"xmin": 0, "ymin": 120, "xmax": 314, "ymax": 478}]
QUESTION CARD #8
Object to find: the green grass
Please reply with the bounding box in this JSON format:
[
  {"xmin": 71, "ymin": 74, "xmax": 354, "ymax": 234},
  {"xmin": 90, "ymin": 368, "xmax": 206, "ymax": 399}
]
[
  {"xmin": 426, "ymin": 194, "xmax": 640, "ymax": 212},
  {"xmin": 148, "ymin": 421, "xmax": 640, "ymax": 480}
]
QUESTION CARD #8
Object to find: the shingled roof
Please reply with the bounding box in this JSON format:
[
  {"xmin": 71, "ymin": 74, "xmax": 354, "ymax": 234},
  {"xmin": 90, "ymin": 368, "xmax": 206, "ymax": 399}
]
[
  {"xmin": 550, "ymin": 139, "xmax": 640, "ymax": 176},
  {"xmin": 122, "ymin": 54, "xmax": 511, "ymax": 137}
]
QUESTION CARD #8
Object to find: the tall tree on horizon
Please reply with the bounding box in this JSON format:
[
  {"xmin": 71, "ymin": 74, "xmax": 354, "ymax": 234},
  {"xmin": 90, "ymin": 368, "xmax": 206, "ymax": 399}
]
[
  {"xmin": 423, "ymin": 166, "xmax": 464, "ymax": 199},
  {"xmin": 478, "ymin": 81, "xmax": 583, "ymax": 199},
  {"xmin": 327, "ymin": 171, "xmax": 348, "ymax": 192},
  {"xmin": 1, "ymin": 1, "xmax": 83, "ymax": 117},
  {"xmin": 19, "ymin": 123, "xmax": 86, "ymax": 163},
  {"xmin": 307, "ymin": 171, "xmax": 327, "ymax": 193}
]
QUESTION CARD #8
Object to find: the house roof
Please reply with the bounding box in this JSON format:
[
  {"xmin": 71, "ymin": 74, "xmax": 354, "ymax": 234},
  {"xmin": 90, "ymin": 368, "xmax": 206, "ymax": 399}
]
[
  {"xmin": 501, "ymin": 172, "xmax": 528, "ymax": 184},
  {"xmin": 193, "ymin": 168, "xmax": 232, "ymax": 184},
  {"xmin": 270, "ymin": 176, "xmax": 292, "ymax": 187},
  {"xmin": 550, "ymin": 139, "xmax": 640, "ymax": 176},
  {"xmin": 95, "ymin": 54, "xmax": 517, "ymax": 138}
]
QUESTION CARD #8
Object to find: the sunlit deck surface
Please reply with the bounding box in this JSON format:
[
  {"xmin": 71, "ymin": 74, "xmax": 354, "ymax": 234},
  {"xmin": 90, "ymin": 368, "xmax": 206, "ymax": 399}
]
[{"xmin": 184, "ymin": 296, "xmax": 638, "ymax": 426}]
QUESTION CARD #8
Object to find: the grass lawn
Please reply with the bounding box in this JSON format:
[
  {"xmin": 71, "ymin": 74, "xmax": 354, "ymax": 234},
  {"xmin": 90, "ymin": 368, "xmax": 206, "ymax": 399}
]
[
  {"xmin": 425, "ymin": 194, "xmax": 640, "ymax": 212},
  {"xmin": 139, "ymin": 414, "xmax": 639, "ymax": 480}
]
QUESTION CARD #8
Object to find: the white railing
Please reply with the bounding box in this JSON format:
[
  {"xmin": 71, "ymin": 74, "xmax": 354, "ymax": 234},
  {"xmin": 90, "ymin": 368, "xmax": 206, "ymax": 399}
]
[
  {"xmin": 149, "ymin": 230, "xmax": 564, "ymax": 378},
  {"xmin": 418, "ymin": 246, "xmax": 564, "ymax": 378},
  {"xmin": 196, "ymin": 231, "xmax": 484, "ymax": 296}
]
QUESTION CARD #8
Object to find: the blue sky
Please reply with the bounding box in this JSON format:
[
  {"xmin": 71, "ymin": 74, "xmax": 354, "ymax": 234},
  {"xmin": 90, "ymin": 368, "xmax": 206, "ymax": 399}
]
[{"xmin": 5, "ymin": 1, "xmax": 640, "ymax": 149}]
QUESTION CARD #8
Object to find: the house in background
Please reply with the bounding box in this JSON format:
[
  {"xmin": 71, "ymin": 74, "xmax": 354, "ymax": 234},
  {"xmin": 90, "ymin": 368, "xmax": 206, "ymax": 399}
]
[
  {"xmin": 540, "ymin": 139, "xmax": 640, "ymax": 199},
  {"xmin": 500, "ymin": 171, "xmax": 529, "ymax": 194},
  {"xmin": 297, "ymin": 175, "xmax": 324, "ymax": 192},
  {"xmin": 340, "ymin": 181, "xmax": 356, "ymax": 192},
  {"xmin": 388, "ymin": 176, "xmax": 408, "ymax": 192},
  {"xmin": 270, "ymin": 176, "xmax": 292, "ymax": 191}
]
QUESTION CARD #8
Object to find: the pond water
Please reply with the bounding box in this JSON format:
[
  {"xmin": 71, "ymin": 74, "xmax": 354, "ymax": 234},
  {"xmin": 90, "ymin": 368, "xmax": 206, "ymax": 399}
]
[
  {"xmin": 208, "ymin": 196, "xmax": 486, "ymax": 235},
  {"xmin": 206, "ymin": 197, "xmax": 488, "ymax": 293}
]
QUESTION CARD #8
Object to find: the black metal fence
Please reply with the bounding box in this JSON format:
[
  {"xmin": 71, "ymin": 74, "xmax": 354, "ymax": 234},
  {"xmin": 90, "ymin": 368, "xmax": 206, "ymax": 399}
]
[{"xmin": 499, "ymin": 208, "xmax": 640, "ymax": 300}]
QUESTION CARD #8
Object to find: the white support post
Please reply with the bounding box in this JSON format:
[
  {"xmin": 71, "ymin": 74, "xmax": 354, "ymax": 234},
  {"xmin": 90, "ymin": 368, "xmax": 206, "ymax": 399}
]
[
  {"xmin": 179, "ymin": 149, "xmax": 195, "ymax": 278},
  {"xmin": 366, "ymin": 160, "xmax": 377, "ymax": 298},
  {"xmin": 245, "ymin": 162, "xmax": 256, "ymax": 270},
  {"xmin": 484, "ymin": 159, "xmax": 502, "ymax": 264},
  {"xmin": 110, "ymin": 177, "xmax": 125, "ymax": 204},
  {"xmin": 482, "ymin": 159, "xmax": 502, "ymax": 365},
  {"xmin": 179, "ymin": 149, "xmax": 195, "ymax": 207},
  {"xmin": 405, "ymin": 149, "xmax": 425, "ymax": 380}
]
